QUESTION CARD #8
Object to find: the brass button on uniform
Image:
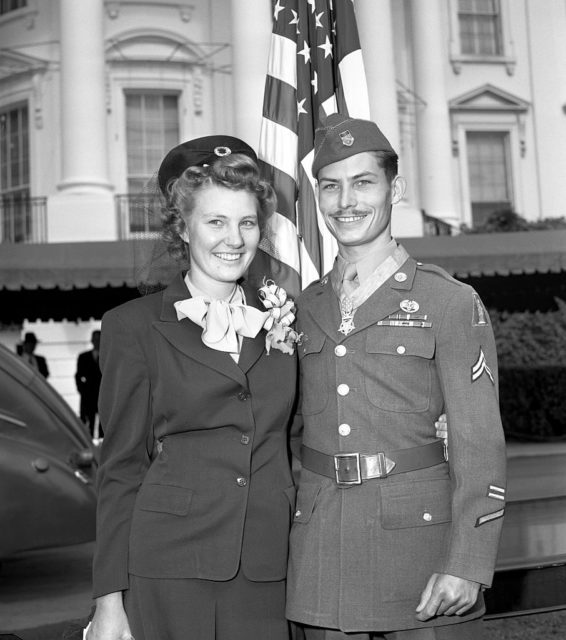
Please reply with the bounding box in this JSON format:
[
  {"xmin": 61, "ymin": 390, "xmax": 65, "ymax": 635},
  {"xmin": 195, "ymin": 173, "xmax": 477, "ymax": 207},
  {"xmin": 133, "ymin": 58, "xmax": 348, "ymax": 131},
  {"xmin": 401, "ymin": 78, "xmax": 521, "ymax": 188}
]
[
  {"xmin": 334, "ymin": 345, "xmax": 347, "ymax": 357},
  {"xmin": 337, "ymin": 383, "xmax": 350, "ymax": 396},
  {"xmin": 294, "ymin": 510, "xmax": 302, "ymax": 518},
  {"xmin": 338, "ymin": 423, "xmax": 351, "ymax": 436},
  {"xmin": 423, "ymin": 512, "xmax": 432, "ymax": 522},
  {"xmin": 236, "ymin": 476, "xmax": 248, "ymax": 487},
  {"xmin": 396, "ymin": 345, "xmax": 406, "ymax": 355},
  {"xmin": 394, "ymin": 272, "xmax": 407, "ymax": 282},
  {"xmin": 240, "ymin": 435, "xmax": 250, "ymax": 445}
]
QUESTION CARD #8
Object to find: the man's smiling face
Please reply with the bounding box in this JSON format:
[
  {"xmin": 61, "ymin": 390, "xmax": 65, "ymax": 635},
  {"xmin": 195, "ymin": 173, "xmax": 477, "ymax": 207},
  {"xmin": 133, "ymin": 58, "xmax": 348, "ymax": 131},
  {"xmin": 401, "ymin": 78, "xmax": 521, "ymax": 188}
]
[{"xmin": 316, "ymin": 151, "xmax": 403, "ymax": 260}]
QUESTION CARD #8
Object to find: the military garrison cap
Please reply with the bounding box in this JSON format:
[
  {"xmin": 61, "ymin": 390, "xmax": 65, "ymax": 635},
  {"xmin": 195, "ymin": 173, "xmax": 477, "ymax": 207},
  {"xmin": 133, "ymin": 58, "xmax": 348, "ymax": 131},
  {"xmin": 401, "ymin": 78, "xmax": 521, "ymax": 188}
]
[
  {"xmin": 158, "ymin": 135, "xmax": 258, "ymax": 194},
  {"xmin": 312, "ymin": 113, "xmax": 396, "ymax": 177}
]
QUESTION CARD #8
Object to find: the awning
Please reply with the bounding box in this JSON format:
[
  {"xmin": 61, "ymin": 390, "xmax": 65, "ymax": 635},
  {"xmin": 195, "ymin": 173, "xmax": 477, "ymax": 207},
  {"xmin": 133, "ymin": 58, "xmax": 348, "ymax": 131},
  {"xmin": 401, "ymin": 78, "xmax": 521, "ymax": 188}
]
[
  {"xmin": 0, "ymin": 240, "xmax": 144, "ymax": 290},
  {"xmin": 402, "ymin": 229, "xmax": 566, "ymax": 278},
  {"xmin": 1, "ymin": 230, "xmax": 565, "ymax": 291}
]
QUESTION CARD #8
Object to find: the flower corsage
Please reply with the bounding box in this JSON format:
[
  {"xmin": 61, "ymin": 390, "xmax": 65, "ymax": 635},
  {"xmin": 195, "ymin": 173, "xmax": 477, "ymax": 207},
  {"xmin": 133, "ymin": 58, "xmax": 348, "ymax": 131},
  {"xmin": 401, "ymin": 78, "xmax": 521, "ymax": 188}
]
[{"xmin": 258, "ymin": 279, "xmax": 302, "ymax": 355}]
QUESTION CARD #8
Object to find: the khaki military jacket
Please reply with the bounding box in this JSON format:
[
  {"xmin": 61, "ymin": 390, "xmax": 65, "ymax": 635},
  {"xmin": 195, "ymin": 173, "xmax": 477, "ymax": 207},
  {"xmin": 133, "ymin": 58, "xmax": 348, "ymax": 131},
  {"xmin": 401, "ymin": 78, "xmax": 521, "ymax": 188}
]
[{"xmin": 286, "ymin": 254, "xmax": 507, "ymax": 633}]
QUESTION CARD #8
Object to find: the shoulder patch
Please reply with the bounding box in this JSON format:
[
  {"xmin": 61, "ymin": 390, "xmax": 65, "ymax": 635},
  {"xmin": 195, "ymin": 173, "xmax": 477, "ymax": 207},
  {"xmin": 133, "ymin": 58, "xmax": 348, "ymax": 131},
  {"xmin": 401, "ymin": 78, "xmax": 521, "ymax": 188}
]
[
  {"xmin": 415, "ymin": 262, "xmax": 464, "ymax": 287},
  {"xmin": 472, "ymin": 291, "xmax": 489, "ymax": 327}
]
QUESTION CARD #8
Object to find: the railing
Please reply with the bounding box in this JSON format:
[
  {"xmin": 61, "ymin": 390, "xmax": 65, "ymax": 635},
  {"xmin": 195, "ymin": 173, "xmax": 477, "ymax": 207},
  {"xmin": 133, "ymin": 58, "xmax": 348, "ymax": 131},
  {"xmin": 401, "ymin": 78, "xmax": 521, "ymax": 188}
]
[
  {"xmin": 115, "ymin": 194, "xmax": 162, "ymax": 240},
  {"xmin": 0, "ymin": 196, "xmax": 48, "ymax": 243}
]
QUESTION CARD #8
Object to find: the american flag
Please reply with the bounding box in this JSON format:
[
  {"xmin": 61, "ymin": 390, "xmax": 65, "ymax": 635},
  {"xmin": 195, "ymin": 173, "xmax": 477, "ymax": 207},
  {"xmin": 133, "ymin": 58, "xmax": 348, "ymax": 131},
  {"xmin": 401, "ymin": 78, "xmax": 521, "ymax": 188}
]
[{"xmin": 255, "ymin": 0, "xmax": 370, "ymax": 296}]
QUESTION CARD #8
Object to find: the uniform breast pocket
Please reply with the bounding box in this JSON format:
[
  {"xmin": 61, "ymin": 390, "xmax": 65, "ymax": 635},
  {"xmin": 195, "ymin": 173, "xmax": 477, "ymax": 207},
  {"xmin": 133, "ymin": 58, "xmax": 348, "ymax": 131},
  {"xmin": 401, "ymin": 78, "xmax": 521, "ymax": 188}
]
[
  {"xmin": 364, "ymin": 328, "xmax": 435, "ymax": 412},
  {"xmin": 298, "ymin": 333, "xmax": 328, "ymax": 415}
]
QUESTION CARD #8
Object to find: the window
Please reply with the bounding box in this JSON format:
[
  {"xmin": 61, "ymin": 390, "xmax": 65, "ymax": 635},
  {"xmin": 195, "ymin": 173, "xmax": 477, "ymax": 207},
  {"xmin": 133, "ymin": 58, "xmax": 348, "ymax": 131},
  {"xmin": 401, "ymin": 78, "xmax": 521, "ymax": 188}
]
[
  {"xmin": 466, "ymin": 131, "xmax": 512, "ymax": 227},
  {"xmin": 458, "ymin": 0, "xmax": 502, "ymax": 56},
  {"xmin": 0, "ymin": 104, "xmax": 31, "ymax": 242},
  {"xmin": 125, "ymin": 93, "xmax": 179, "ymax": 234},
  {"xmin": 0, "ymin": 0, "xmax": 26, "ymax": 15}
]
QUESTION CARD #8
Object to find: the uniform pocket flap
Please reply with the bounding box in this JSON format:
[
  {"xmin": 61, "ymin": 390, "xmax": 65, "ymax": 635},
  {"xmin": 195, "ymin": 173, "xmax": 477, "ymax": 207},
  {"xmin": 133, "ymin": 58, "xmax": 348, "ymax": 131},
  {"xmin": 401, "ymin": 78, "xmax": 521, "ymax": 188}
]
[
  {"xmin": 292, "ymin": 483, "xmax": 321, "ymax": 524},
  {"xmin": 138, "ymin": 483, "xmax": 193, "ymax": 516},
  {"xmin": 366, "ymin": 328, "xmax": 435, "ymax": 359},
  {"xmin": 297, "ymin": 333, "xmax": 326, "ymax": 359},
  {"xmin": 380, "ymin": 477, "xmax": 451, "ymax": 529}
]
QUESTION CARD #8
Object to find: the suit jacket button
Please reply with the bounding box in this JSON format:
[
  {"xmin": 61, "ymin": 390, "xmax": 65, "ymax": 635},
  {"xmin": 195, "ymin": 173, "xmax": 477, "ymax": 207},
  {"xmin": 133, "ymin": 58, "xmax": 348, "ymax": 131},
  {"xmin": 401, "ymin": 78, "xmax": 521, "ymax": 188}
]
[
  {"xmin": 423, "ymin": 512, "xmax": 432, "ymax": 521},
  {"xmin": 236, "ymin": 477, "xmax": 248, "ymax": 487}
]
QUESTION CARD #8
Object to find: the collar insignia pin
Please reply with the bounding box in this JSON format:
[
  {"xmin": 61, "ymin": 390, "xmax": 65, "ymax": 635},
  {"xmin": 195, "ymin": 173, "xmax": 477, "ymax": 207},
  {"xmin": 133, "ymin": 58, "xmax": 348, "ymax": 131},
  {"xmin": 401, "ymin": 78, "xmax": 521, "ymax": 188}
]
[
  {"xmin": 400, "ymin": 299, "xmax": 419, "ymax": 313},
  {"xmin": 339, "ymin": 130, "xmax": 354, "ymax": 147}
]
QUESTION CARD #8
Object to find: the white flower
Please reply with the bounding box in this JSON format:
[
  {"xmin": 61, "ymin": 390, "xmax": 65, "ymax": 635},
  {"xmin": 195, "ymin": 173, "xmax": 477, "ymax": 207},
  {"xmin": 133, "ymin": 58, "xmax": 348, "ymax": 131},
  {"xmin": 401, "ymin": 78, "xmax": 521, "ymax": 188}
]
[{"xmin": 258, "ymin": 279, "xmax": 302, "ymax": 355}]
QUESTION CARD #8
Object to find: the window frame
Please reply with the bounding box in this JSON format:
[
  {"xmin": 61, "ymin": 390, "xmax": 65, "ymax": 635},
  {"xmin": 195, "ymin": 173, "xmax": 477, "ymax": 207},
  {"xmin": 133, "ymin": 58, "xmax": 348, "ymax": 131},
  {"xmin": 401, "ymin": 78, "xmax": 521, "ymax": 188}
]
[
  {"xmin": 448, "ymin": 0, "xmax": 516, "ymax": 75},
  {"xmin": 465, "ymin": 130, "xmax": 513, "ymax": 227}
]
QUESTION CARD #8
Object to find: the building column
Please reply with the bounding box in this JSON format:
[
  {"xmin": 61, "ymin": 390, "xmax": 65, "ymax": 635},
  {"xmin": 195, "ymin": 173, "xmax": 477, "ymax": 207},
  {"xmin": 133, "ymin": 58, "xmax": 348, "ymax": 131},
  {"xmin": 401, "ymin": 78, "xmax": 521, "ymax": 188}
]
[
  {"xmin": 48, "ymin": 0, "xmax": 115, "ymax": 241},
  {"xmin": 355, "ymin": 0, "xmax": 399, "ymax": 150},
  {"xmin": 230, "ymin": 0, "xmax": 271, "ymax": 149},
  {"xmin": 411, "ymin": 0, "xmax": 458, "ymax": 227},
  {"xmin": 357, "ymin": 0, "xmax": 423, "ymax": 237}
]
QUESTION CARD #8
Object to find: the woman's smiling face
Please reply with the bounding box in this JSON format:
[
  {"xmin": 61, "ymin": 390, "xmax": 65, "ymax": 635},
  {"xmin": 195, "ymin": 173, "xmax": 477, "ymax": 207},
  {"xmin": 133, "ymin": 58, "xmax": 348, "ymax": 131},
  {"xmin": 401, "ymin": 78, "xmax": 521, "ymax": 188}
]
[{"xmin": 182, "ymin": 184, "xmax": 260, "ymax": 295}]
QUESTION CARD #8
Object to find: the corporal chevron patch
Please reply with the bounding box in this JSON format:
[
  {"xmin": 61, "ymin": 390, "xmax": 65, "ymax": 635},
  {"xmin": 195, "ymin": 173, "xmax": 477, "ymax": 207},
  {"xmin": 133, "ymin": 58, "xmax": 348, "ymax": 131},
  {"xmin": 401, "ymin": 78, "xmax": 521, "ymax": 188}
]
[
  {"xmin": 475, "ymin": 508, "xmax": 505, "ymax": 528},
  {"xmin": 487, "ymin": 485, "xmax": 506, "ymax": 501},
  {"xmin": 471, "ymin": 348, "xmax": 494, "ymax": 384}
]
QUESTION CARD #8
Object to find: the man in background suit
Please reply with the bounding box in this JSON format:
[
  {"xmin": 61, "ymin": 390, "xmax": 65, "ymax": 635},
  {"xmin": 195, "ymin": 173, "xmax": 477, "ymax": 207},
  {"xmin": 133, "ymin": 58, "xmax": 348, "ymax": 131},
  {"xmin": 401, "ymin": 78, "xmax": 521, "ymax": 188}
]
[
  {"xmin": 18, "ymin": 332, "xmax": 49, "ymax": 379},
  {"xmin": 75, "ymin": 330, "xmax": 102, "ymax": 439}
]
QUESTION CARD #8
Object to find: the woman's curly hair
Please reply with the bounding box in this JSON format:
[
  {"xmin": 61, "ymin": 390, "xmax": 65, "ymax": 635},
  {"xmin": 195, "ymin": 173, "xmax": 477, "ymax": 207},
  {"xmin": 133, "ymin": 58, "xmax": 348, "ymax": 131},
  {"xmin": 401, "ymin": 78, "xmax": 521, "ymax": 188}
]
[{"xmin": 161, "ymin": 153, "xmax": 277, "ymax": 262}]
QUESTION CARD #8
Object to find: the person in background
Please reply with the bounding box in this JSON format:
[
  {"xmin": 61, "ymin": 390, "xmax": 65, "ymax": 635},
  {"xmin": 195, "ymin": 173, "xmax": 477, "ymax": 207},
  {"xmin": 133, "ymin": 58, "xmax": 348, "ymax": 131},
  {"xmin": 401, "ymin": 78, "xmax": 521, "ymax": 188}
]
[
  {"xmin": 286, "ymin": 114, "xmax": 507, "ymax": 640},
  {"xmin": 18, "ymin": 332, "xmax": 49, "ymax": 379},
  {"xmin": 87, "ymin": 136, "xmax": 301, "ymax": 640},
  {"xmin": 75, "ymin": 330, "xmax": 103, "ymax": 440}
]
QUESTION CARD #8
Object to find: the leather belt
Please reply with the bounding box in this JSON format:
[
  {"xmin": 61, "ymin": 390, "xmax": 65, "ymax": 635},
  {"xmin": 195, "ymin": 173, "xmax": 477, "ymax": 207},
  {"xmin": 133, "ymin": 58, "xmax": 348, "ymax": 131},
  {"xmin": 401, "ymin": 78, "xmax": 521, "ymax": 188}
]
[{"xmin": 301, "ymin": 440, "xmax": 446, "ymax": 486}]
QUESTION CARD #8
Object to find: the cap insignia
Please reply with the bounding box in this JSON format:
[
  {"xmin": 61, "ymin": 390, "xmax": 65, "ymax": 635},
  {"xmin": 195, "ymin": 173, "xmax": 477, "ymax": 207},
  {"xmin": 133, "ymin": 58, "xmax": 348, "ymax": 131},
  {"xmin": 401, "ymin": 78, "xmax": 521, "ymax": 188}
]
[
  {"xmin": 214, "ymin": 146, "xmax": 231, "ymax": 157},
  {"xmin": 339, "ymin": 130, "xmax": 354, "ymax": 147}
]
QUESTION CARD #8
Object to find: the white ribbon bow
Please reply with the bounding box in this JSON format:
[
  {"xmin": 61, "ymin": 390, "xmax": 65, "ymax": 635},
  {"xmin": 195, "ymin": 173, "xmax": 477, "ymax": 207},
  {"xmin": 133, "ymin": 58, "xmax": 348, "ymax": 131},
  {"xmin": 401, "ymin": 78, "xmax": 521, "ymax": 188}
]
[{"xmin": 174, "ymin": 297, "xmax": 269, "ymax": 353}]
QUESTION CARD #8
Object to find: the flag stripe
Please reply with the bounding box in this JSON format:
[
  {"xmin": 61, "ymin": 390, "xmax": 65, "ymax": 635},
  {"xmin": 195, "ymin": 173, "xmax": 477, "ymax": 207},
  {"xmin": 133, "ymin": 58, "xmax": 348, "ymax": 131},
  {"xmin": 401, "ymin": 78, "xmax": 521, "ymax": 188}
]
[
  {"xmin": 258, "ymin": 118, "xmax": 298, "ymax": 182},
  {"xmin": 258, "ymin": 160, "xmax": 297, "ymax": 222},
  {"xmin": 267, "ymin": 33, "xmax": 298, "ymax": 89},
  {"xmin": 262, "ymin": 74, "xmax": 297, "ymax": 133}
]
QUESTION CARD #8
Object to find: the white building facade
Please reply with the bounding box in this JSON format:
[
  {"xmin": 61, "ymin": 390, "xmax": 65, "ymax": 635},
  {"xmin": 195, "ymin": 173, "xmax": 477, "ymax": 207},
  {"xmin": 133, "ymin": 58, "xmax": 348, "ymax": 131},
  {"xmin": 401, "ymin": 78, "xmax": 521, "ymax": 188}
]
[{"xmin": 1, "ymin": 0, "xmax": 566, "ymax": 408}]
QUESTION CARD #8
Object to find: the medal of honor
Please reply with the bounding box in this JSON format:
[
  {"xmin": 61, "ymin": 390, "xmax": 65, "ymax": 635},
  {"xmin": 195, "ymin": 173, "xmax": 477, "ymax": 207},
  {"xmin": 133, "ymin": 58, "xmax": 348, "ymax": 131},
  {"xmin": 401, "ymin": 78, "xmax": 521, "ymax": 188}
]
[{"xmin": 338, "ymin": 297, "xmax": 355, "ymax": 335}]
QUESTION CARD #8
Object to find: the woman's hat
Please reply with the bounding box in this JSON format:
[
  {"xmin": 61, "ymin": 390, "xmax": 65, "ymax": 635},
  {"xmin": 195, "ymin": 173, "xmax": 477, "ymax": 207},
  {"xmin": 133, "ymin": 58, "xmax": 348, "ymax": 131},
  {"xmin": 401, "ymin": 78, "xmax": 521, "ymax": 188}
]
[{"xmin": 157, "ymin": 135, "xmax": 258, "ymax": 194}]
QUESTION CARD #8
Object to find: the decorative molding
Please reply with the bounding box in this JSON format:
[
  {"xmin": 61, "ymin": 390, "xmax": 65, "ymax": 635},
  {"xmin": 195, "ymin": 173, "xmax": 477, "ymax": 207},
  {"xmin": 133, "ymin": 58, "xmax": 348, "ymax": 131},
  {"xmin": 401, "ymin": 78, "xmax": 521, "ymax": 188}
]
[
  {"xmin": 105, "ymin": 2, "xmax": 194, "ymax": 22},
  {"xmin": 449, "ymin": 84, "xmax": 530, "ymax": 157}
]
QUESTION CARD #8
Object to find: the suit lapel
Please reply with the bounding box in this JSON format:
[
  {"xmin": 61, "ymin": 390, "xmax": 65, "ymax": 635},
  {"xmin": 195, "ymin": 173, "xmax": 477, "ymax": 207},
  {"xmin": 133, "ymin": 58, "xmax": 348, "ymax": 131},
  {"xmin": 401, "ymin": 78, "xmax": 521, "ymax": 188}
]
[
  {"xmin": 152, "ymin": 273, "xmax": 249, "ymax": 387},
  {"xmin": 237, "ymin": 281, "xmax": 268, "ymax": 374},
  {"xmin": 303, "ymin": 277, "xmax": 343, "ymax": 340}
]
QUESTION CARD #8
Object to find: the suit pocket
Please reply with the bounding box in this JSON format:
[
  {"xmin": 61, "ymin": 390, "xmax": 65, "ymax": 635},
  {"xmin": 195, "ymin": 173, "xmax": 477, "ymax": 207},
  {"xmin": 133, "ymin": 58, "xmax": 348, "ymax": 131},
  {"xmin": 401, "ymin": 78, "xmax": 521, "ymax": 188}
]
[
  {"xmin": 138, "ymin": 483, "xmax": 193, "ymax": 516},
  {"xmin": 292, "ymin": 483, "xmax": 321, "ymax": 524},
  {"xmin": 297, "ymin": 333, "xmax": 328, "ymax": 415},
  {"xmin": 365, "ymin": 328, "xmax": 435, "ymax": 413},
  {"xmin": 380, "ymin": 477, "xmax": 451, "ymax": 529}
]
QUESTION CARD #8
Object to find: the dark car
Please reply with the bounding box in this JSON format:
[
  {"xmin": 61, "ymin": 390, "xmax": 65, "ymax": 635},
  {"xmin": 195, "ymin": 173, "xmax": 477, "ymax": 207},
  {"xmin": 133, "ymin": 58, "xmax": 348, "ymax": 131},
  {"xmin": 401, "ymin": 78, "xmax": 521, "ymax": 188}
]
[{"xmin": 0, "ymin": 343, "xmax": 97, "ymax": 558}]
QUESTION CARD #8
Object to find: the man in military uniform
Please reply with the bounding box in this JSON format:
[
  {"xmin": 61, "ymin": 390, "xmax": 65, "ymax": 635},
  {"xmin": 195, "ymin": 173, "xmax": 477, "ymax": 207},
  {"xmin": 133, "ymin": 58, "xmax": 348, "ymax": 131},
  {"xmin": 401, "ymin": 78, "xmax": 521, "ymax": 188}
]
[{"xmin": 286, "ymin": 114, "xmax": 507, "ymax": 639}]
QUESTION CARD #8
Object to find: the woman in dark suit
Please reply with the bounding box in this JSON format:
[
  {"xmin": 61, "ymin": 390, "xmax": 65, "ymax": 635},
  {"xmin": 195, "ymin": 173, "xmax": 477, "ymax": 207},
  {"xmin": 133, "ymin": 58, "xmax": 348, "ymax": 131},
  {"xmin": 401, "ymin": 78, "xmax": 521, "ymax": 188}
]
[{"xmin": 87, "ymin": 136, "xmax": 300, "ymax": 640}]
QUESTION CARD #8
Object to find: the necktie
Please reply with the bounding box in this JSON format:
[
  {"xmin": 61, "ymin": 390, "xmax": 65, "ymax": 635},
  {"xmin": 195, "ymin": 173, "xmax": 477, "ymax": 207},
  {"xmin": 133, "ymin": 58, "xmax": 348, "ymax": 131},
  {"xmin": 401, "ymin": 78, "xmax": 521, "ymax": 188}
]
[
  {"xmin": 174, "ymin": 296, "xmax": 269, "ymax": 353},
  {"xmin": 340, "ymin": 262, "xmax": 359, "ymax": 299}
]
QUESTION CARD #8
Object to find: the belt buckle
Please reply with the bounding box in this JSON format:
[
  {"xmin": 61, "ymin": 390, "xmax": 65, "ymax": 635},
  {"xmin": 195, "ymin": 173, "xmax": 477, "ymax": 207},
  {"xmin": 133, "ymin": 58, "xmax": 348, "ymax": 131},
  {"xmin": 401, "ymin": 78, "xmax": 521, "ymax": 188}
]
[{"xmin": 334, "ymin": 452, "xmax": 362, "ymax": 486}]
